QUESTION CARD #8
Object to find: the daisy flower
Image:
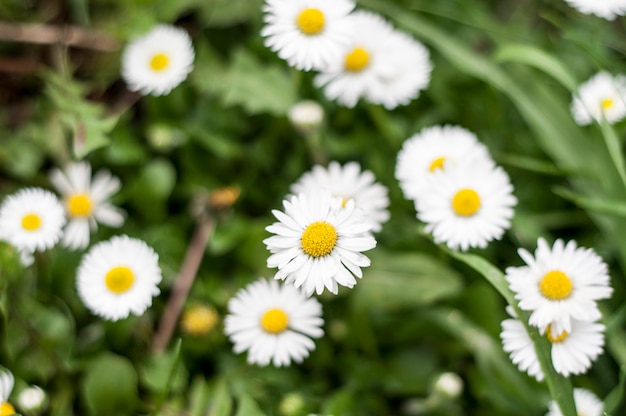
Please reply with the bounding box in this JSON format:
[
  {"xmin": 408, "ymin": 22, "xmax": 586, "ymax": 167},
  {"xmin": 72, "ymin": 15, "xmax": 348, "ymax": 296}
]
[
  {"xmin": 563, "ymin": 0, "xmax": 626, "ymax": 20},
  {"xmin": 314, "ymin": 11, "xmax": 431, "ymax": 109},
  {"xmin": 0, "ymin": 369, "xmax": 14, "ymax": 415},
  {"xmin": 288, "ymin": 100, "xmax": 325, "ymax": 135},
  {"xmin": 49, "ymin": 161, "xmax": 125, "ymax": 250},
  {"xmin": 121, "ymin": 24, "xmax": 195, "ymax": 96},
  {"xmin": 416, "ymin": 158, "xmax": 517, "ymax": 251},
  {"xmin": 77, "ymin": 235, "xmax": 162, "ymax": 321},
  {"xmin": 395, "ymin": 125, "xmax": 493, "ymax": 202},
  {"xmin": 224, "ymin": 278, "xmax": 324, "ymax": 367},
  {"xmin": 571, "ymin": 72, "xmax": 626, "ymax": 125},
  {"xmin": 261, "ymin": 0, "xmax": 355, "ymax": 71},
  {"xmin": 264, "ymin": 190, "xmax": 376, "ymax": 296},
  {"xmin": 506, "ymin": 238, "xmax": 612, "ymax": 336},
  {"xmin": 290, "ymin": 161, "xmax": 390, "ymax": 232},
  {"xmin": 0, "ymin": 187, "xmax": 65, "ymax": 253},
  {"xmin": 546, "ymin": 388, "xmax": 604, "ymax": 416}
]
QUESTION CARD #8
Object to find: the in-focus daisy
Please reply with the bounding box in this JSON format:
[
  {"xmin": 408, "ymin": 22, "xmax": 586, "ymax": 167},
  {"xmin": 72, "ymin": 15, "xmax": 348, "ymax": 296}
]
[
  {"xmin": 506, "ymin": 238, "xmax": 612, "ymax": 336},
  {"xmin": 546, "ymin": 388, "xmax": 603, "ymax": 416},
  {"xmin": 49, "ymin": 161, "xmax": 125, "ymax": 250},
  {"xmin": 563, "ymin": 0, "xmax": 626, "ymax": 20},
  {"xmin": 264, "ymin": 190, "xmax": 376, "ymax": 296},
  {"xmin": 224, "ymin": 278, "xmax": 324, "ymax": 367},
  {"xmin": 261, "ymin": 0, "xmax": 355, "ymax": 72},
  {"xmin": 0, "ymin": 187, "xmax": 65, "ymax": 253},
  {"xmin": 121, "ymin": 24, "xmax": 195, "ymax": 96},
  {"xmin": 314, "ymin": 11, "xmax": 431, "ymax": 109},
  {"xmin": 571, "ymin": 72, "xmax": 626, "ymax": 125},
  {"xmin": 290, "ymin": 161, "xmax": 390, "ymax": 232},
  {"xmin": 416, "ymin": 158, "xmax": 516, "ymax": 251},
  {"xmin": 395, "ymin": 125, "xmax": 493, "ymax": 202},
  {"xmin": 0, "ymin": 369, "xmax": 14, "ymax": 415},
  {"xmin": 77, "ymin": 235, "xmax": 162, "ymax": 321}
]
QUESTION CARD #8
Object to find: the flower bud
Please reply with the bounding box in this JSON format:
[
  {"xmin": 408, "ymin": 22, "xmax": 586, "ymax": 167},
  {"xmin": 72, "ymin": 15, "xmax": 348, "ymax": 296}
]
[
  {"xmin": 288, "ymin": 100, "xmax": 324, "ymax": 136},
  {"xmin": 17, "ymin": 385, "xmax": 46, "ymax": 414},
  {"xmin": 432, "ymin": 372, "xmax": 463, "ymax": 399}
]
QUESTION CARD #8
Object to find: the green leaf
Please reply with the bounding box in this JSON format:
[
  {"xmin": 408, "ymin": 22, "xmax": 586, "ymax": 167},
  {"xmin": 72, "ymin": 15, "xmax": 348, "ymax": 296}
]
[
  {"xmin": 82, "ymin": 352, "xmax": 138, "ymax": 416},
  {"xmin": 140, "ymin": 348, "xmax": 188, "ymax": 394},
  {"xmin": 599, "ymin": 119, "xmax": 626, "ymax": 191},
  {"xmin": 206, "ymin": 379, "xmax": 233, "ymax": 416},
  {"xmin": 605, "ymin": 366, "xmax": 626, "ymax": 414},
  {"xmin": 235, "ymin": 394, "xmax": 265, "ymax": 416},
  {"xmin": 553, "ymin": 186, "xmax": 626, "ymax": 218}
]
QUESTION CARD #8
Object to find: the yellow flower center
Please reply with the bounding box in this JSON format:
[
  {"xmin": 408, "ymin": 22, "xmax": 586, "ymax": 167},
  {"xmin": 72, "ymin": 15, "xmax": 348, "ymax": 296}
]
[
  {"xmin": 428, "ymin": 157, "xmax": 446, "ymax": 172},
  {"xmin": 21, "ymin": 213, "xmax": 41, "ymax": 231},
  {"xmin": 344, "ymin": 47, "xmax": 370, "ymax": 72},
  {"xmin": 150, "ymin": 53, "xmax": 170, "ymax": 71},
  {"xmin": 296, "ymin": 8, "xmax": 325, "ymax": 35},
  {"xmin": 601, "ymin": 98, "xmax": 614, "ymax": 110},
  {"xmin": 301, "ymin": 221, "xmax": 338, "ymax": 257},
  {"xmin": 67, "ymin": 193, "xmax": 92, "ymax": 217},
  {"xmin": 105, "ymin": 266, "xmax": 135, "ymax": 294},
  {"xmin": 261, "ymin": 308, "xmax": 289, "ymax": 334},
  {"xmin": 0, "ymin": 402, "xmax": 15, "ymax": 415},
  {"xmin": 539, "ymin": 270, "xmax": 572, "ymax": 300},
  {"xmin": 546, "ymin": 324, "xmax": 568, "ymax": 343},
  {"xmin": 181, "ymin": 305, "xmax": 219, "ymax": 336},
  {"xmin": 451, "ymin": 189, "xmax": 481, "ymax": 216}
]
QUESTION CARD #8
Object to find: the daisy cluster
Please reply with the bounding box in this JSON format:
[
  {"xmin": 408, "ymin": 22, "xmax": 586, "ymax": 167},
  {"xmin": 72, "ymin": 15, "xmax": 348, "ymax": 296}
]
[
  {"xmin": 395, "ymin": 125, "xmax": 517, "ymax": 251},
  {"xmin": 571, "ymin": 71, "xmax": 626, "ymax": 126},
  {"xmin": 261, "ymin": 0, "xmax": 432, "ymax": 109},
  {"xmin": 225, "ymin": 162, "xmax": 388, "ymax": 366},
  {"xmin": 563, "ymin": 0, "xmax": 626, "ymax": 20}
]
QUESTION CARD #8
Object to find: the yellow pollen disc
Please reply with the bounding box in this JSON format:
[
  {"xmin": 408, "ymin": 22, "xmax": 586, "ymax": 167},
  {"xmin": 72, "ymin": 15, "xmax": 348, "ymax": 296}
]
[
  {"xmin": 296, "ymin": 8, "xmax": 325, "ymax": 35},
  {"xmin": 0, "ymin": 402, "xmax": 15, "ymax": 415},
  {"xmin": 428, "ymin": 157, "xmax": 446, "ymax": 172},
  {"xmin": 105, "ymin": 266, "xmax": 135, "ymax": 294},
  {"xmin": 150, "ymin": 53, "xmax": 170, "ymax": 71},
  {"xmin": 181, "ymin": 305, "xmax": 219, "ymax": 336},
  {"xmin": 451, "ymin": 189, "xmax": 481, "ymax": 217},
  {"xmin": 546, "ymin": 324, "xmax": 568, "ymax": 343},
  {"xmin": 601, "ymin": 98, "xmax": 614, "ymax": 110},
  {"xmin": 344, "ymin": 47, "xmax": 370, "ymax": 72},
  {"xmin": 261, "ymin": 308, "xmax": 289, "ymax": 333},
  {"xmin": 21, "ymin": 213, "xmax": 41, "ymax": 231},
  {"xmin": 301, "ymin": 221, "xmax": 338, "ymax": 257},
  {"xmin": 67, "ymin": 193, "xmax": 92, "ymax": 217},
  {"xmin": 539, "ymin": 270, "xmax": 573, "ymax": 300}
]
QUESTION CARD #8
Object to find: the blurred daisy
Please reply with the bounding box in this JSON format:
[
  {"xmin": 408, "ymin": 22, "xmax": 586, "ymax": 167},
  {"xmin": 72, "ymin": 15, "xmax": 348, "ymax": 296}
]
[
  {"xmin": 506, "ymin": 238, "xmax": 612, "ymax": 336},
  {"xmin": 395, "ymin": 125, "xmax": 493, "ymax": 202},
  {"xmin": 17, "ymin": 385, "xmax": 47, "ymax": 415},
  {"xmin": 122, "ymin": 24, "xmax": 195, "ymax": 96},
  {"xmin": 571, "ymin": 72, "xmax": 626, "ymax": 125},
  {"xmin": 288, "ymin": 100, "xmax": 325, "ymax": 135},
  {"xmin": 49, "ymin": 161, "xmax": 125, "ymax": 250},
  {"xmin": 290, "ymin": 161, "xmax": 390, "ymax": 232},
  {"xmin": 181, "ymin": 304, "xmax": 219, "ymax": 336},
  {"xmin": 0, "ymin": 187, "xmax": 65, "ymax": 253},
  {"xmin": 264, "ymin": 190, "xmax": 376, "ymax": 296},
  {"xmin": 416, "ymin": 158, "xmax": 516, "ymax": 251},
  {"xmin": 563, "ymin": 0, "xmax": 626, "ymax": 20},
  {"xmin": 224, "ymin": 278, "xmax": 324, "ymax": 367},
  {"xmin": 77, "ymin": 235, "xmax": 162, "ymax": 321},
  {"xmin": 261, "ymin": 0, "xmax": 355, "ymax": 71},
  {"xmin": 0, "ymin": 369, "xmax": 14, "ymax": 415},
  {"xmin": 546, "ymin": 388, "xmax": 603, "ymax": 416}
]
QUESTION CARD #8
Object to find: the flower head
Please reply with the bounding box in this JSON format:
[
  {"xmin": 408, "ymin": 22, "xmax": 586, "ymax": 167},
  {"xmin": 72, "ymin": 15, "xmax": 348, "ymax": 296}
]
[
  {"xmin": 563, "ymin": 0, "xmax": 626, "ymax": 20},
  {"xmin": 181, "ymin": 305, "xmax": 219, "ymax": 336},
  {"xmin": 0, "ymin": 369, "xmax": 14, "ymax": 415},
  {"xmin": 546, "ymin": 388, "xmax": 603, "ymax": 416},
  {"xmin": 224, "ymin": 278, "xmax": 324, "ymax": 367},
  {"xmin": 571, "ymin": 72, "xmax": 626, "ymax": 125},
  {"xmin": 17, "ymin": 385, "xmax": 47, "ymax": 414},
  {"xmin": 288, "ymin": 100, "xmax": 325, "ymax": 135},
  {"xmin": 77, "ymin": 235, "xmax": 162, "ymax": 321},
  {"xmin": 122, "ymin": 24, "xmax": 195, "ymax": 96}
]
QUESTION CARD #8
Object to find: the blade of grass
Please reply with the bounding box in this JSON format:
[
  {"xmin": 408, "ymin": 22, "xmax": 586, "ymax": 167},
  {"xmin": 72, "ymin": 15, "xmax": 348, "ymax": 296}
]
[{"xmin": 599, "ymin": 119, "xmax": 626, "ymax": 191}]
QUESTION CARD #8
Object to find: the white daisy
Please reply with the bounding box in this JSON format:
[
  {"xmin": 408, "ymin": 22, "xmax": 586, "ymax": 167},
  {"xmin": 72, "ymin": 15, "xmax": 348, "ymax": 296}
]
[
  {"xmin": 0, "ymin": 369, "xmax": 14, "ymax": 415},
  {"xmin": 49, "ymin": 161, "xmax": 125, "ymax": 250},
  {"xmin": 395, "ymin": 125, "xmax": 493, "ymax": 202},
  {"xmin": 506, "ymin": 238, "xmax": 612, "ymax": 336},
  {"xmin": 416, "ymin": 158, "xmax": 516, "ymax": 251},
  {"xmin": 546, "ymin": 388, "xmax": 604, "ymax": 416},
  {"xmin": 571, "ymin": 72, "xmax": 626, "ymax": 125},
  {"xmin": 290, "ymin": 161, "xmax": 390, "ymax": 232},
  {"xmin": 0, "ymin": 187, "xmax": 66, "ymax": 253},
  {"xmin": 261, "ymin": 0, "xmax": 355, "ymax": 72},
  {"xmin": 288, "ymin": 100, "xmax": 325, "ymax": 135},
  {"xmin": 264, "ymin": 190, "xmax": 376, "ymax": 296},
  {"xmin": 121, "ymin": 24, "xmax": 195, "ymax": 96},
  {"xmin": 224, "ymin": 278, "xmax": 324, "ymax": 367},
  {"xmin": 77, "ymin": 235, "xmax": 162, "ymax": 321},
  {"xmin": 314, "ymin": 11, "xmax": 431, "ymax": 109},
  {"xmin": 563, "ymin": 0, "xmax": 626, "ymax": 20}
]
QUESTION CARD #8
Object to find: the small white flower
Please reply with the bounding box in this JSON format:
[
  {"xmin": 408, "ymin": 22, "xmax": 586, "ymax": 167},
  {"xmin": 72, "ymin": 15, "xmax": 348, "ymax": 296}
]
[
  {"xmin": 571, "ymin": 72, "xmax": 626, "ymax": 125},
  {"xmin": 0, "ymin": 188, "xmax": 66, "ymax": 253},
  {"xmin": 224, "ymin": 278, "xmax": 324, "ymax": 367},
  {"xmin": 261, "ymin": 0, "xmax": 355, "ymax": 72},
  {"xmin": 506, "ymin": 238, "xmax": 612, "ymax": 336},
  {"xmin": 49, "ymin": 161, "xmax": 125, "ymax": 250},
  {"xmin": 288, "ymin": 100, "xmax": 325, "ymax": 135},
  {"xmin": 546, "ymin": 388, "xmax": 604, "ymax": 416},
  {"xmin": 0, "ymin": 369, "xmax": 14, "ymax": 415},
  {"xmin": 17, "ymin": 385, "xmax": 46, "ymax": 414},
  {"xmin": 122, "ymin": 24, "xmax": 195, "ymax": 96},
  {"xmin": 433, "ymin": 372, "xmax": 464, "ymax": 399},
  {"xmin": 416, "ymin": 158, "xmax": 517, "ymax": 251},
  {"xmin": 563, "ymin": 0, "xmax": 626, "ymax": 20},
  {"xmin": 290, "ymin": 161, "xmax": 390, "ymax": 232},
  {"xmin": 264, "ymin": 190, "xmax": 376, "ymax": 296},
  {"xmin": 395, "ymin": 125, "xmax": 493, "ymax": 202},
  {"xmin": 77, "ymin": 235, "xmax": 162, "ymax": 321}
]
